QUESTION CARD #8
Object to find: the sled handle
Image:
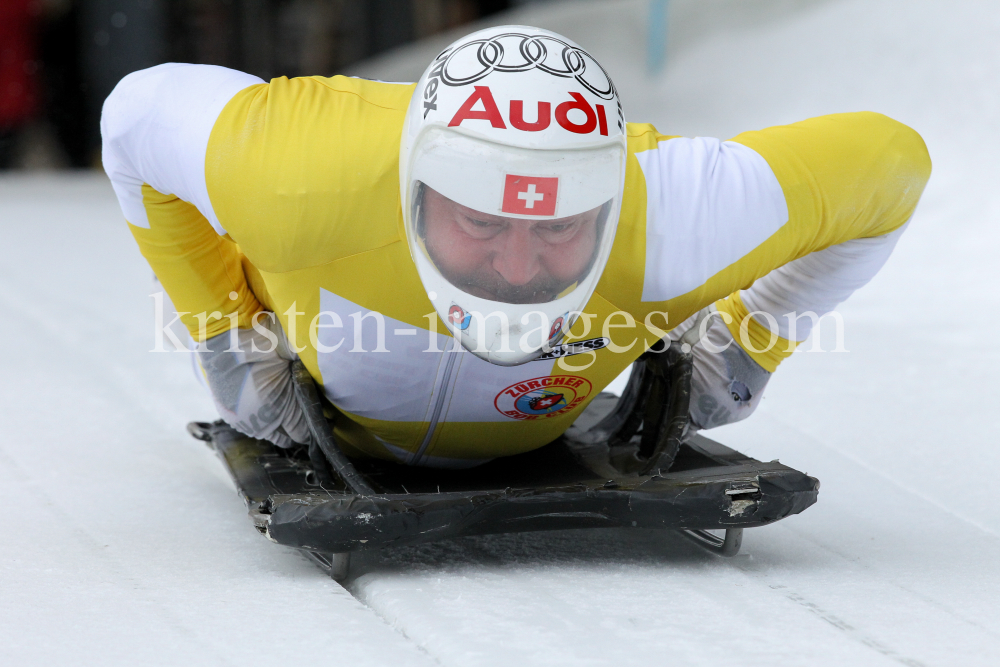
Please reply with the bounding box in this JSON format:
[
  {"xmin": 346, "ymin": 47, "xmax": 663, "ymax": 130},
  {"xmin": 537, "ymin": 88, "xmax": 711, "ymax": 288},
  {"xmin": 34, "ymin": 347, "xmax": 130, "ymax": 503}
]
[{"xmin": 291, "ymin": 360, "xmax": 376, "ymax": 497}]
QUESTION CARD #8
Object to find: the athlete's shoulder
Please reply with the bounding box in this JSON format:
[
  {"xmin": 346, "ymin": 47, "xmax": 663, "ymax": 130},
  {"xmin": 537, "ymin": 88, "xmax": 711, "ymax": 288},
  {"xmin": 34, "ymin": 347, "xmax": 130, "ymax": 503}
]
[
  {"xmin": 729, "ymin": 112, "xmax": 931, "ymax": 205},
  {"xmin": 101, "ymin": 63, "xmax": 265, "ymax": 232},
  {"xmin": 207, "ymin": 76, "xmax": 418, "ymax": 273},
  {"xmin": 307, "ymin": 75, "xmax": 417, "ymax": 110},
  {"xmin": 249, "ymin": 75, "xmax": 417, "ymax": 120},
  {"xmin": 624, "ymin": 122, "xmax": 678, "ymax": 154},
  {"xmin": 603, "ymin": 121, "xmax": 787, "ymax": 315}
]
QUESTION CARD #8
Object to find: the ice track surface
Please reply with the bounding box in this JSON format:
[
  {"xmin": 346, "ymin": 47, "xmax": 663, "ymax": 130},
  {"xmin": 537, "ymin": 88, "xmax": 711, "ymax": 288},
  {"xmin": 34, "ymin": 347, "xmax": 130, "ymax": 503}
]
[{"xmin": 3, "ymin": 0, "xmax": 999, "ymax": 664}]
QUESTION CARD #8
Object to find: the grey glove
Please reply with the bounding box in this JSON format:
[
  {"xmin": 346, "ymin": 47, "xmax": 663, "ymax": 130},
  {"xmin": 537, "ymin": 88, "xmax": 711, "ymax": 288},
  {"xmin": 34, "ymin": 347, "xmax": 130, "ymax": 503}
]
[
  {"xmin": 668, "ymin": 305, "xmax": 772, "ymax": 431},
  {"xmin": 198, "ymin": 314, "xmax": 313, "ymax": 448}
]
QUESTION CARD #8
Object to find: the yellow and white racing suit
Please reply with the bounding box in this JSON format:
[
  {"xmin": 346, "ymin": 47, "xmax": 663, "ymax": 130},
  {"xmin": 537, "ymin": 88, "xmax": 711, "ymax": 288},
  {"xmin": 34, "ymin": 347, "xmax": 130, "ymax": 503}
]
[{"xmin": 101, "ymin": 64, "xmax": 930, "ymax": 466}]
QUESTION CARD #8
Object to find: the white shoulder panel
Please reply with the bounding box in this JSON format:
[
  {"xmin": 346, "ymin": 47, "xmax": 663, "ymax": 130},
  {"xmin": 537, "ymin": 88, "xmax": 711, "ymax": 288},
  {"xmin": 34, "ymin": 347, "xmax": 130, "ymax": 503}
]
[
  {"xmin": 635, "ymin": 138, "xmax": 788, "ymax": 302},
  {"xmin": 101, "ymin": 63, "xmax": 264, "ymax": 232}
]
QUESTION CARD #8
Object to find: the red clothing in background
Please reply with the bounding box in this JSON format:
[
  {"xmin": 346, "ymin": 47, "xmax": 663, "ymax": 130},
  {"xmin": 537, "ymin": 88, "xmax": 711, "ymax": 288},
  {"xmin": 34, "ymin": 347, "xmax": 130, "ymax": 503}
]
[{"xmin": 0, "ymin": 0, "xmax": 41, "ymax": 127}]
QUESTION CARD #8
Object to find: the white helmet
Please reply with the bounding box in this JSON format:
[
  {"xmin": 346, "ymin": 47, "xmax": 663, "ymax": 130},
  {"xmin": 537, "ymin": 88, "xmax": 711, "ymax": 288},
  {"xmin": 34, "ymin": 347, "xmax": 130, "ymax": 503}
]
[{"xmin": 400, "ymin": 25, "xmax": 626, "ymax": 366}]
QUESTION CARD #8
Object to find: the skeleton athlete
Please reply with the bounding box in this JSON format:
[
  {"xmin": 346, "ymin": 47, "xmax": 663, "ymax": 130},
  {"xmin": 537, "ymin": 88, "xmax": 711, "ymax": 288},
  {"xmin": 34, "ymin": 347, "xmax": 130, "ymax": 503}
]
[{"xmin": 101, "ymin": 25, "xmax": 930, "ymax": 468}]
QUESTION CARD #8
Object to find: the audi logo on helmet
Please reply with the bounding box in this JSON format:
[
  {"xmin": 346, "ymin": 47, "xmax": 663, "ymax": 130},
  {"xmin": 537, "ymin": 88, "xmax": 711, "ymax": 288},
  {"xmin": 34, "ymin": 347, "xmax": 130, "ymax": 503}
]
[
  {"xmin": 420, "ymin": 30, "xmax": 623, "ymax": 135},
  {"xmin": 429, "ymin": 32, "xmax": 616, "ymax": 98},
  {"xmin": 447, "ymin": 86, "xmax": 610, "ymax": 136}
]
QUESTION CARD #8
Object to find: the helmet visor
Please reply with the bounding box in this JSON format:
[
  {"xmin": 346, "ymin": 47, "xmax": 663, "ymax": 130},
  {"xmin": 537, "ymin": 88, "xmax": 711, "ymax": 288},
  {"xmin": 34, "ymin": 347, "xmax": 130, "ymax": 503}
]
[
  {"xmin": 401, "ymin": 126, "xmax": 625, "ymax": 365},
  {"xmin": 414, "ymin": 182, "xmax": 613, "ymax": 305}
]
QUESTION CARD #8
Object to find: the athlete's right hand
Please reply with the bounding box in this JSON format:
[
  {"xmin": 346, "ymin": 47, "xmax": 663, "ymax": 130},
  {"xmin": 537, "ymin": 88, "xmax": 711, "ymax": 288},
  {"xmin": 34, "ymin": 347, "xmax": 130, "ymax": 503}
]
[{"xmin": 198, "ymin": 314, "xmax": 313, "ymax": 448}]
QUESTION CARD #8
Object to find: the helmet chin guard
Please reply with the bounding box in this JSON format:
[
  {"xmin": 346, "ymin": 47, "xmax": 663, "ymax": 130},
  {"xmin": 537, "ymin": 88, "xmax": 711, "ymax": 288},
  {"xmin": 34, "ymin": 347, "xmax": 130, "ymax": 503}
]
[{"xmin": 400, "ymin": 25, "xmax": 626, "ymax": 366}]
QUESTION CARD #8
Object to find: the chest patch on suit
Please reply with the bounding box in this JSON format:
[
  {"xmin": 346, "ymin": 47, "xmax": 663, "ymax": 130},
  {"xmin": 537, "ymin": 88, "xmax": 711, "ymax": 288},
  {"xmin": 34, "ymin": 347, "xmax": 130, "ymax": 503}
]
[{"xmin": 494, "ymin": 376, "xmax": 592, "ymax": 420}]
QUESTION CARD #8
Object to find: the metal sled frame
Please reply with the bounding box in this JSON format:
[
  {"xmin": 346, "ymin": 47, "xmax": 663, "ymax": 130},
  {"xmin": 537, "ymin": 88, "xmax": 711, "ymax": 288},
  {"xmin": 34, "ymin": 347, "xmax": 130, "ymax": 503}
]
[{"xmin": 189, "ymin": 346, "xmax": 819, "ymax": 580}]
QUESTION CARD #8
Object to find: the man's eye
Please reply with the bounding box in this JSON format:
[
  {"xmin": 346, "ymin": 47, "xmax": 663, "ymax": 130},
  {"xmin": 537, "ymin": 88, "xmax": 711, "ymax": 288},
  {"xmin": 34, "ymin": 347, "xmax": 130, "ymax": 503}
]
[
  {"xmin": 541, "ymin": 222, "xmax": 574, "ymax": 235},
  {"xmin": 471, "ymin": 219, "xmax": 493, "ymax": 228}
]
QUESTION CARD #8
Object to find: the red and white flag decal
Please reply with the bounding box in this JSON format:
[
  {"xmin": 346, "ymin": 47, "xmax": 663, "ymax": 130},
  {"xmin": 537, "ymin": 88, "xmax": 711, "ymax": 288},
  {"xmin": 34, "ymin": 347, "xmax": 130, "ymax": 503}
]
[{"xmin": 501, "ymin": 174, "xmax": 558, "ymax": 216}]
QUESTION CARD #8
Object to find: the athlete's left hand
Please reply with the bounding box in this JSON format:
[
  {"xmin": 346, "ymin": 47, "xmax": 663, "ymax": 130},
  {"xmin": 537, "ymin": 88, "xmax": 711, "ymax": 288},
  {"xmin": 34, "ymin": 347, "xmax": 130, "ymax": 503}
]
[{"xmin": 668, "ymin": 305, "xmax": 772, "ymax": 430}]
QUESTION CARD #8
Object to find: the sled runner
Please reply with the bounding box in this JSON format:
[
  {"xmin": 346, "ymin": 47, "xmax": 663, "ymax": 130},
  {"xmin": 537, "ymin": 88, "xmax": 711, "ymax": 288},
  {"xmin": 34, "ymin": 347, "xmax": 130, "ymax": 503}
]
[{"xmin": 188, "ymin": 344, "xmax": 819, "ymax": 581}]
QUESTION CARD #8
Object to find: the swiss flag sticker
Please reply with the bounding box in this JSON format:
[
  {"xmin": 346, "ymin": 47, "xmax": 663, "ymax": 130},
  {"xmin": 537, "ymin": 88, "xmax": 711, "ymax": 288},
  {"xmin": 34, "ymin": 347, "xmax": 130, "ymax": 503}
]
[{"xmin": 501, "ymin": 175, "xmax": 558, "ymax": 216}]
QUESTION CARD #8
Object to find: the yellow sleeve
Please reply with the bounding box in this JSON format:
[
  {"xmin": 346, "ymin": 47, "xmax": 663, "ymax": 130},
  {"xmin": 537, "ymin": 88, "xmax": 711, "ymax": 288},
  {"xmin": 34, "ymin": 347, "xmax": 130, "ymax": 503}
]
[
  {"xmin": 130, "ymin": 185, "xmax": 263, "ymax": 341},
  {"xmin": 600, "ymin": 114, "xmax": 930, "ymax": 366},
  {"xmin": 731, "ymin": 111, "xmax": 930, "ymax": 246},
  {"xmin": 714, "ymin": 292, "xmax": 794, "ymax": 372},
  {"xmin": 719, "ymin": 112, "xmax": 931, "ymax": 370}
]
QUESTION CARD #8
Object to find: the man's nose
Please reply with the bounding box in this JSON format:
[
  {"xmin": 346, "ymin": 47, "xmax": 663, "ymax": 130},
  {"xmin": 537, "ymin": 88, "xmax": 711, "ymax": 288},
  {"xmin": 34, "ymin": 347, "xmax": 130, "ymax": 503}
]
[{"xmin": 492, "ymin": 225, "xmax": 541, "ymax": 286}]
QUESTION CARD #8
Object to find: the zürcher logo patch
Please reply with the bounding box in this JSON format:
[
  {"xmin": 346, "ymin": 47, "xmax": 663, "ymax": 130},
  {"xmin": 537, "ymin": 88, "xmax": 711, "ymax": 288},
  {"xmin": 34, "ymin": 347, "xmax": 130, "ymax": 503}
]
[
  {"xmin": 502, "ymin": 175, "xmax": 558, "ymax": 216},
  {"xmin": 494, "ymin": 375, "xmax": 592, "ymax": 420}
]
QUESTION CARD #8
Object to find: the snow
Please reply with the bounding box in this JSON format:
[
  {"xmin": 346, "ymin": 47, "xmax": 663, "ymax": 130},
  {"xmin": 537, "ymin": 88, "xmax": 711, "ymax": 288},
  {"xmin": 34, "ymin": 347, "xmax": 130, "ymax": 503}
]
[{"xmin": 3, "ymin": 0, "xmax": 1000, "ymax": 664}]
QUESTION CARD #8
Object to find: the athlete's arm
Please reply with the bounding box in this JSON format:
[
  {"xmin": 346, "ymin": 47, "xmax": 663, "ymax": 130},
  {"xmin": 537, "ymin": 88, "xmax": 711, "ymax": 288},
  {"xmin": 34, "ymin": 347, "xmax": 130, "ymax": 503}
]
[
  {"xmin": 718, "ymin": 221, "xmax": 908, "ymax": 368},
  {"xmin": 609, "ymin": 113, "xmax": 929, "ymax": 430},
  {"xmin": 101, "ymin": 63, "xmax": 266, "ymax": 339},
  {"xmin": 622, "ymin": 112, "xmax": 930, "ymax": 370},
  {"xmin": 102, "ymin": 64, "xmax": 317, "ymax": 448},
  {"xmin": 712, "ymin": 112, "xmax": 930, "ymax": 369}
]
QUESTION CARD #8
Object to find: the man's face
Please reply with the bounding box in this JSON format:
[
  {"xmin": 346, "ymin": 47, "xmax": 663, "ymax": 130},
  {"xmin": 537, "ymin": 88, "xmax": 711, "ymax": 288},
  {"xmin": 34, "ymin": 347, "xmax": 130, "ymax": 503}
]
[{"xmin": 421, "ymin": 186, "xmax": 602, "ymax": 304}]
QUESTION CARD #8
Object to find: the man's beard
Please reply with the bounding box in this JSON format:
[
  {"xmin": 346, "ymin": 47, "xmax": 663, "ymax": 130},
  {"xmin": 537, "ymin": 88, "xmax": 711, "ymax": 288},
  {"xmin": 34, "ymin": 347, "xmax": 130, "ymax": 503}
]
[
  {"xmin": 426, "ymin": 249, "xmax": 573, "ymax": 304},
  {"xmin": 450, "ymin": 271, "xmax": 570, "ymax": 304}
]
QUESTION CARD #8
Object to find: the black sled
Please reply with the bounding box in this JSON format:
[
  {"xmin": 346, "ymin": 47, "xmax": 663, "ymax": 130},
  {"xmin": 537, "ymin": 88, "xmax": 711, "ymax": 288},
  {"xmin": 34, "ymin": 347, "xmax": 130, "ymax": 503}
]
[{"xmin": 188, "ymin": 344, "xmax": 819, "ymax": 581}]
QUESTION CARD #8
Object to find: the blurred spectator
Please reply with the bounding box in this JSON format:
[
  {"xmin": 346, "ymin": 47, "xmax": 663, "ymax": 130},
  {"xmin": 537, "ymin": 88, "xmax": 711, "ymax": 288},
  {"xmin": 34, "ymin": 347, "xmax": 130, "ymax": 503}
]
[
  {"xmin": 40, "ymin": 0, "xmax": 89, "ymax": 167},
  {"xmin": 2, "ymin": 0, "xmax": 523, "ymax": 170},
  {"xmin": 0, "ymin": 0, "xmax": 43, "ymax": 168},
  {"xmin": 170, "ymin": 0, "xmax": 513, "ymax": 82}
]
